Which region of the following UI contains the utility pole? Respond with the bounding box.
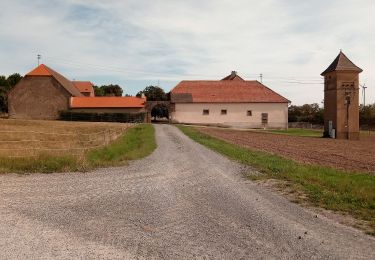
[259,73,263,83]
[361,83,367,107]
[37,54,41,66]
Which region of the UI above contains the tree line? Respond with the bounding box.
[289,103,375,127]
[0,73,23,112]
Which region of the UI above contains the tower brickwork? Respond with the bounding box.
[321,51,362,140]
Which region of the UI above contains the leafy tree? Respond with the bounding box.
[0,73,23,112]
[136,86,168,101]
[7,73,22,87]
[151,103,169,120]
[101,84,123,96]
[0,86,7,112]
[360,103,375,128]
[93,84,123,97]
[0,76,9,88]
[288,103,323,124]
[93,85,104,96]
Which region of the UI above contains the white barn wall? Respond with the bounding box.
[171,103,288,129]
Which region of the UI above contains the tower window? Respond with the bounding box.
[203,109,209,115]
[221,109,227,115]
[247,110,252,116]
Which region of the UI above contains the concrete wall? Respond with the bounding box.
[8,76,70,120]
[171,102,288,129]
[70,108,146,113]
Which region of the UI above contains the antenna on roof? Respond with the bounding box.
[259,73,263,83]
[37,54,41,66]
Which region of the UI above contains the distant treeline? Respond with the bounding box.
[289,103,375,127]
[0,73,22,112]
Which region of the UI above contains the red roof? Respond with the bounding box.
[70,97,146,108]
[72,81,94,96]
[25,64,83,97]
[171,80,289,103]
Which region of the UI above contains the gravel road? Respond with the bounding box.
[0,124,374,259]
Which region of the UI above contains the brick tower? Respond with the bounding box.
[321,51,362,140]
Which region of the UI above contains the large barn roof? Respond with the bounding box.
[171,73,289,103]
[26,64,83,97]
[70,97,146,108]
[321,51,363,76]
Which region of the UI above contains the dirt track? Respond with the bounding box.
[197,127,375,173]
[0,125,374,259]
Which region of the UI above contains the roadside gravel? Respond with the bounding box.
[0,124,374,259]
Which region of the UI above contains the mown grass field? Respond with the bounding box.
[0,119,156,173]
[177,125,375,235]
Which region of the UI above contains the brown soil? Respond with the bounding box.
[196,127,375,174]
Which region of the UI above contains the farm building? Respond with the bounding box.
[170,71,290,129]
[72,81,95,97]
[8,64,146,120]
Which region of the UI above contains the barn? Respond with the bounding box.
[170,71,290,129]
[8,64,146,120]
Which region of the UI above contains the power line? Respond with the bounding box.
[42,55,324,85]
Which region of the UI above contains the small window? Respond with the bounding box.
[221,109,227,115]
[261,113,268,124]
[247,110,252,116]
[203,109,209,115]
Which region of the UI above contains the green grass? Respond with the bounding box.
[0,124,156,173]
[87,123,156,166]
[177,125,375,234]
[261,128,323,137]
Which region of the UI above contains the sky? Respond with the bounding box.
[0,0,374,105]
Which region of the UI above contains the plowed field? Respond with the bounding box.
[196,127,375,174]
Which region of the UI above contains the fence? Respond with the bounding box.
[0,124,132,158]
[60,111,146,123]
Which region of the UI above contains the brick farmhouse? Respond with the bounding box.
[8,64,146,120]
[170,72,290,129]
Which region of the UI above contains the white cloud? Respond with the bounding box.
[0,0,374,104]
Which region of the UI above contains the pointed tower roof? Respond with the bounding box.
[321,51,363,76]
[221,71,245,81]
[25,64,83,96]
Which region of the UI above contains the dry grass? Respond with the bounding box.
[0,119,131,157]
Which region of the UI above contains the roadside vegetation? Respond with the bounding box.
[177,125,375,235]
[0,124,156,173]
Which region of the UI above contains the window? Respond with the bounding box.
[203,109,209,115]
[261,113,268,124]
[221,109,227,115]
[247,110,252,116]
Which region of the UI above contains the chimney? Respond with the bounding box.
[231,71,237,76]
[141,93,146,100]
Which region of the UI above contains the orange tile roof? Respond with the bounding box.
[70,97,146,108]
[171,80,289,103]
[25,64,83,97]
[72,81,94,96]
[26,64,52,76]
